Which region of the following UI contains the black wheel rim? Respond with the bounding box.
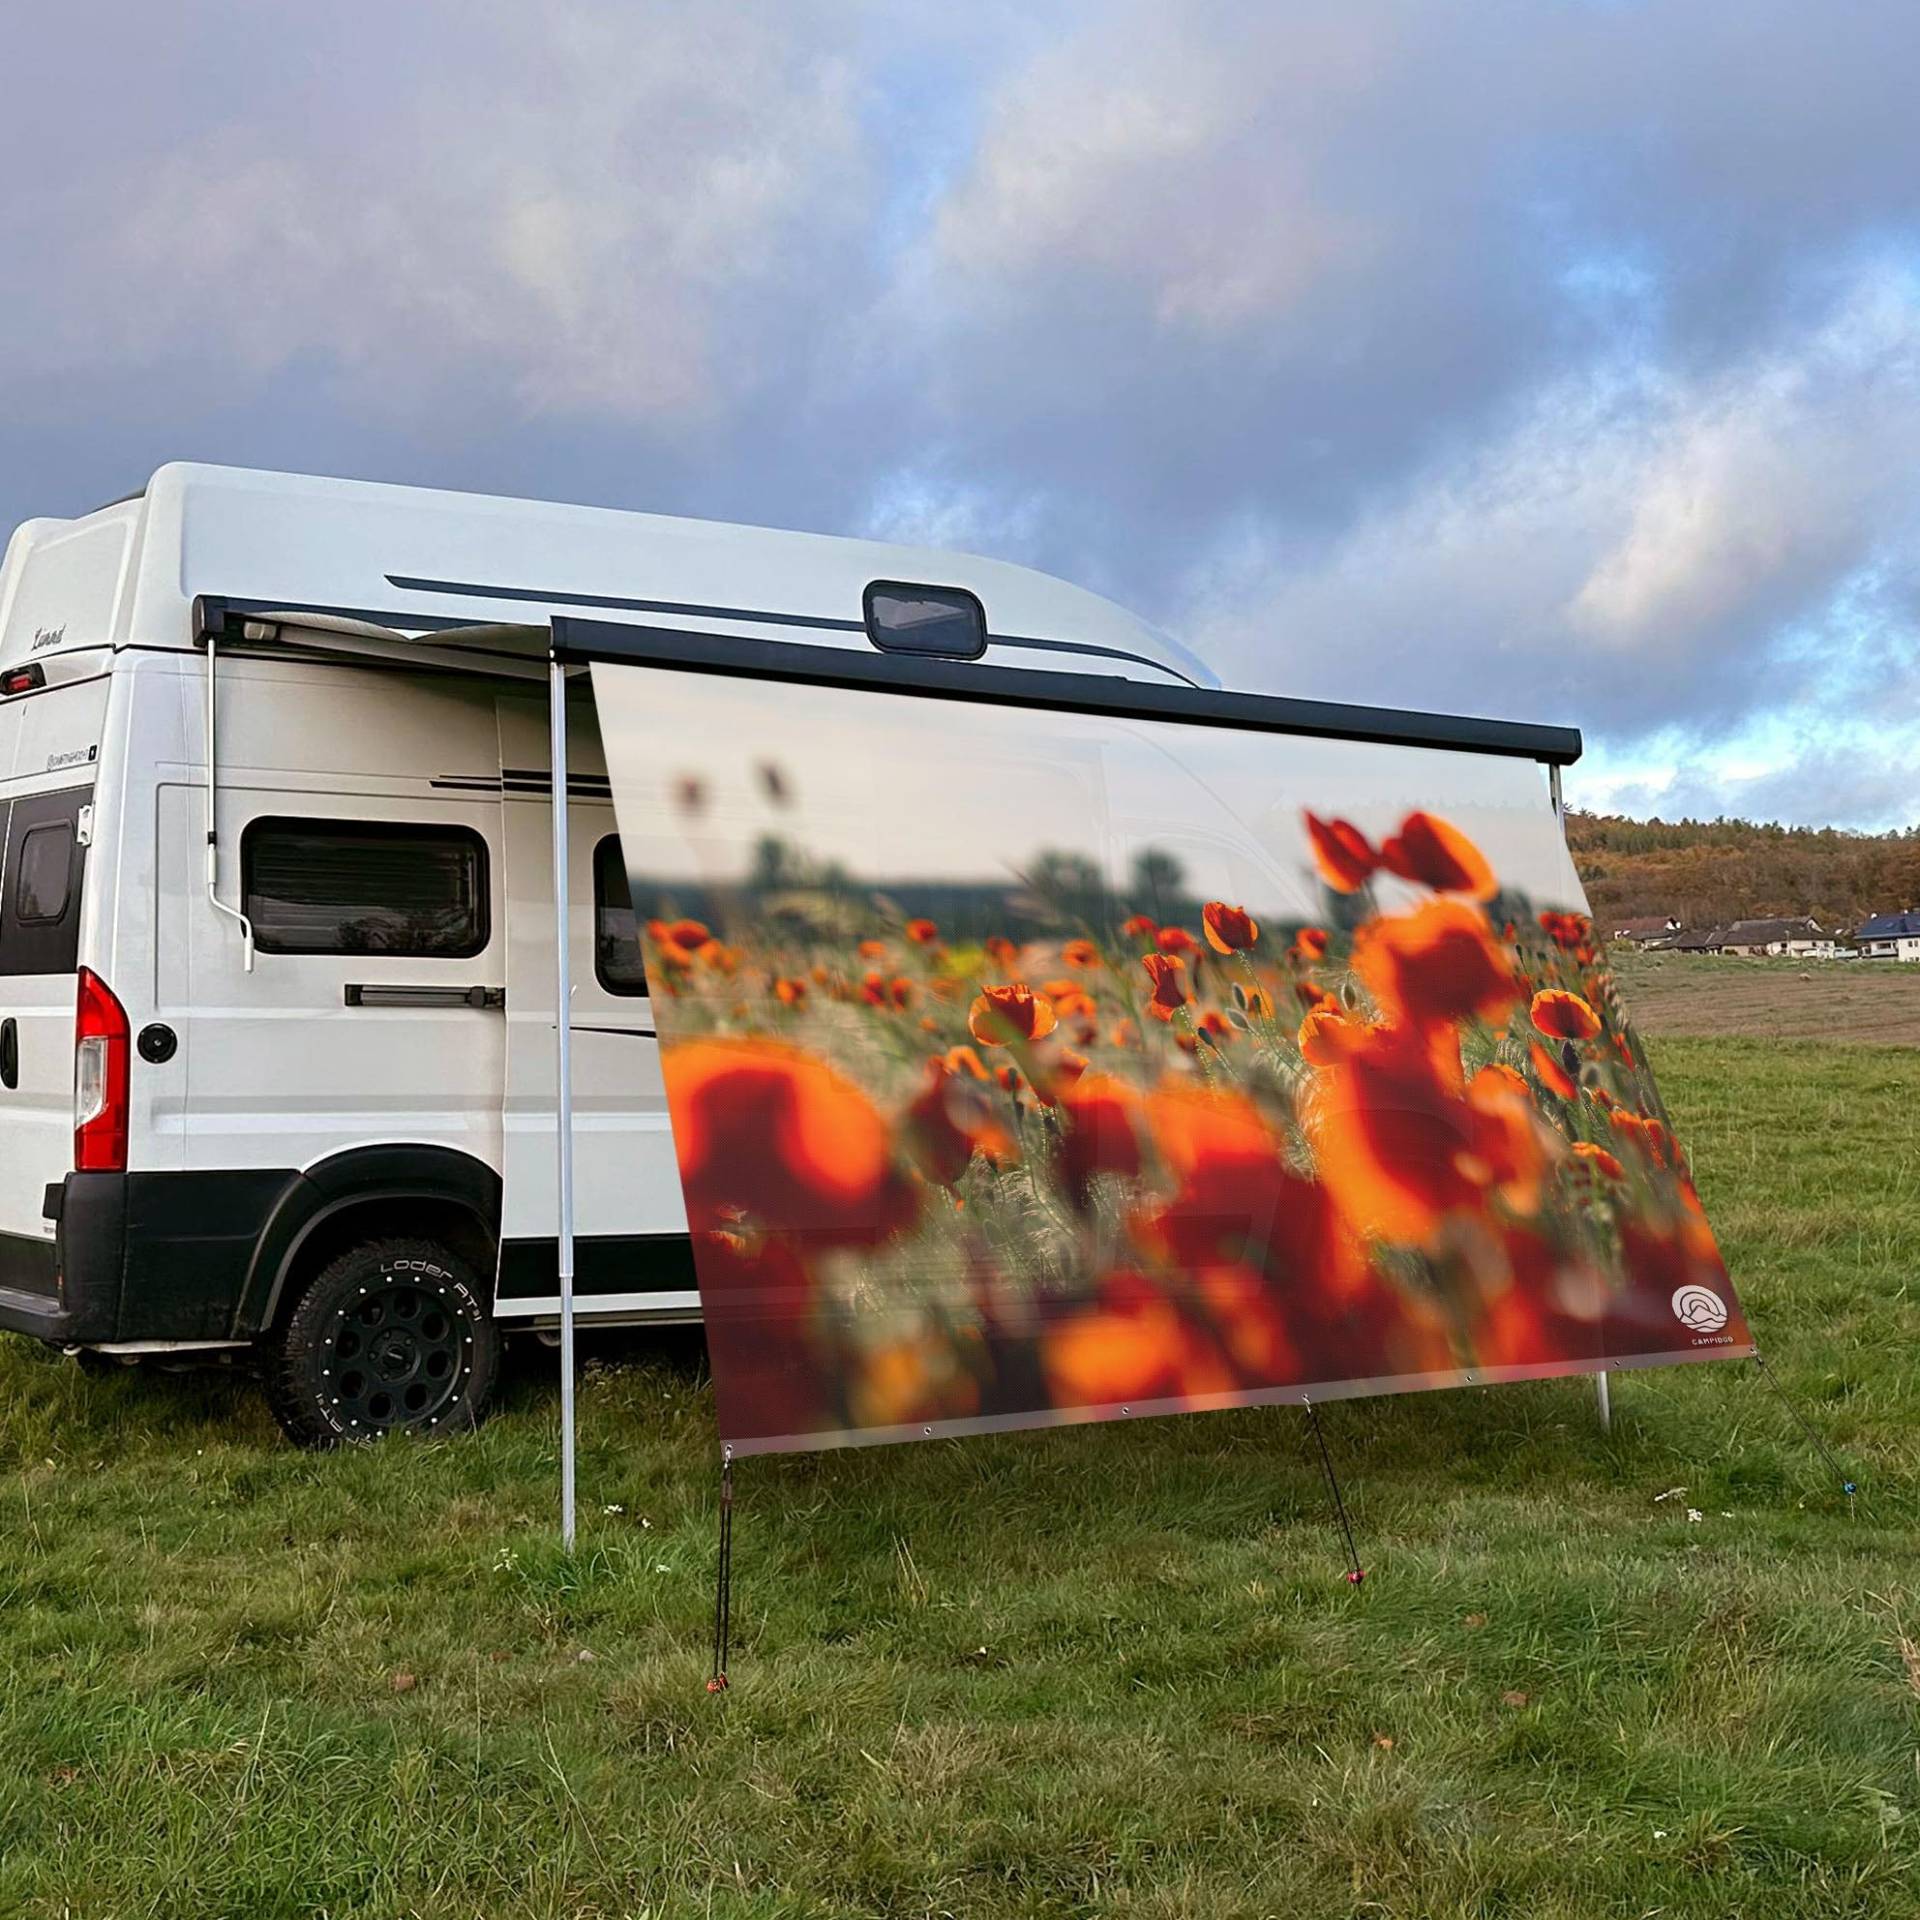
[321,1278,472,1434]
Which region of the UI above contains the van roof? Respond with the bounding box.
[0,463,1215,688]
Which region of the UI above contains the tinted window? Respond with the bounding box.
[863,581,988,660]
[15,822,74,923]
[594,835,648,996]
[243,818,489,957]
[0,788,88,976]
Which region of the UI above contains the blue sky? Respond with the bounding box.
[4,1,1917,828]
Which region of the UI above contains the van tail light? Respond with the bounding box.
[74,968,130,1173]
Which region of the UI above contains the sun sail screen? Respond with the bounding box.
[589,648,1750,1457]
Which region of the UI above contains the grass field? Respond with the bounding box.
[2,1005,1916,1914]
[1614,946,1920,1047]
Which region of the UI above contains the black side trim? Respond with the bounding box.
[391,572,867,633]
[497,1234,697,1301]
[554,619,1584,766]
[0,1230,58,1300]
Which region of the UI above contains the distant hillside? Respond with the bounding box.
[1566,811,1920,931]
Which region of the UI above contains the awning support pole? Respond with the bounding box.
[550,654,578,1552]
[1547,760,1612,1437]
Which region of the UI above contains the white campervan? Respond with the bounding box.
[0,464,1216,1442]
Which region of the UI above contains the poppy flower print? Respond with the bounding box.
[609,676,1748,1455]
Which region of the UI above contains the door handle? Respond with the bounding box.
[0,1018,16,1091]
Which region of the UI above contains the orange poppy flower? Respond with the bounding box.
[773,976,807,1007]
[984,935,1019,970]
[1290,927,1330,964]
[1570,1140,1625,1180]
[663,1038,913,1243]
[1041,979,1098,1019]
[1121,913,1158,939]
[1234,981,1277,1019]
[1378,812,1496,900]
[1311,1023,1533,1247]
[1041,1271,1237,1411]
[1155,926,1200,956]
[995,1065,1023,1093]
[1141,952,1191,1021]
[968,983,1058,1045]
[1202,902,1259,954]
[1528,1040,1578,1101]
[906,918,939,944]
[1305,812,1378,892]
[1352,898,1519,1032]
[1053,1046,1091,1085]
[1530,989,1601,1041]
[1062,938,1101,969]
[1296,981,1338,1012]
[858,938,889,961]
[1474,1061,1531,1102]
[695,938,740,975]
[1298,1003,1374,1066]
[1198,1009,1232,1042]
[1108,1017,1140,1050]
[942,1044,990,1081]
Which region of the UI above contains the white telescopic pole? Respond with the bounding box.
[550,655,578,1549]
[1549,760,1612,1436]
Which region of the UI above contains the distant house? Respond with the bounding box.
[1718,916,1838,958]
[1610,915,1680,946]
[1856,909,1920,962]
[1662,926,1725,953]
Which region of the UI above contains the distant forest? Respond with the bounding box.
[1567,812,1920,931]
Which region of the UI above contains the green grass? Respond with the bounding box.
[2,1033,1917,1917]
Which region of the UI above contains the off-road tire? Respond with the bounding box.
[264,1237,499,1447]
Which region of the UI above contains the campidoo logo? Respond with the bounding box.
[1671,1284,1729,1334]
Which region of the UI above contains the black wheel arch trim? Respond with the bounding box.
[239,1145,502,1336]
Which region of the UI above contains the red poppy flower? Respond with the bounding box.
[1538,910,1591,950]
[941,1044,989,1081]
[695,1230,826,1442]
[1529,1040,1578,1101]
[1290,927,1330,964]
[1202,902,1259,954]
[1353,899,1519,1032]
[1155,926,1200,956]
[1062,939,1101,969]
[1378,812,1496,900]
[1122,914,1158,939]
[984,935,1019,970]
[901,1059,1017,1188]
[858,938,889,960]
[1057,1073,1145,1202]
[1311,1023,1542,1247]
[1041,979,1097,1019]
[1141,952,1191,1021]
[968,983,1058,1045]
[773,976,807,1007]
[663,1038,914,1244]
[1305,813,1378,892]
[648,917,710,950]
[1298,1004,1367,1066]
[1531,989,1602,1041]
[906,918,939,944]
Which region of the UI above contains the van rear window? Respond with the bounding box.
[0,788,88,975]
[242,818,489,958]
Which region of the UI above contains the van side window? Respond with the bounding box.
[593,835,648,996]
[14,823,74,924]
[0,788,88,976]
[243,819,489,958]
